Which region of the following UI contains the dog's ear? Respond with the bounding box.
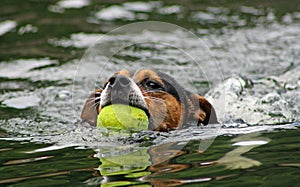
[80,89,102,126]
[188,94,218,125]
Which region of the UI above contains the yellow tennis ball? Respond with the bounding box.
[97,104,149,131]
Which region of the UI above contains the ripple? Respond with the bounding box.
[95,6,135,21]
[2,95,40,109]
[0,20,17,36]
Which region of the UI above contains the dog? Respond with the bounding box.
[81,69,218,132]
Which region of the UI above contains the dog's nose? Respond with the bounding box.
[108,75,131,88]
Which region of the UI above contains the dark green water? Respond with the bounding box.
[0,0,300,186]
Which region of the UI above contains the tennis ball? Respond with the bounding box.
[97,104,149,131]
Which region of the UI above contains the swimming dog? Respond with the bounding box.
[81,69,218,132]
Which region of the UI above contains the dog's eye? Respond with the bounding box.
[145,80,163,90]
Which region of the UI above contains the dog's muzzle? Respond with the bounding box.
[100,75,149,115]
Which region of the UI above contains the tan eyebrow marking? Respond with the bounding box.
[103,70,133,85]
[133,69,163,85]
[115,69,132,77]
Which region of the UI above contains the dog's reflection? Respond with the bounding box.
[92,142,188,186]
[91,133,270,186]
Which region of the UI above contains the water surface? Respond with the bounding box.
[0,0,299,186]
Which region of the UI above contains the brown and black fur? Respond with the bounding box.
[81,69,218,132]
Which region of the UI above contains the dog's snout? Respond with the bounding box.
[108,75,131,88]
[118,75,130,86]
[101,74,148,112]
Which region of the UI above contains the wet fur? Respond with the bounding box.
[81,69,218,132]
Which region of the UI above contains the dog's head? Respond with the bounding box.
[81,69,218,131]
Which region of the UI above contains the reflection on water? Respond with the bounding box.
[0,0,300,186]
[217,133,270,170]
[2,127,299,186]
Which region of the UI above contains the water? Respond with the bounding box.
[0,0,300,186]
